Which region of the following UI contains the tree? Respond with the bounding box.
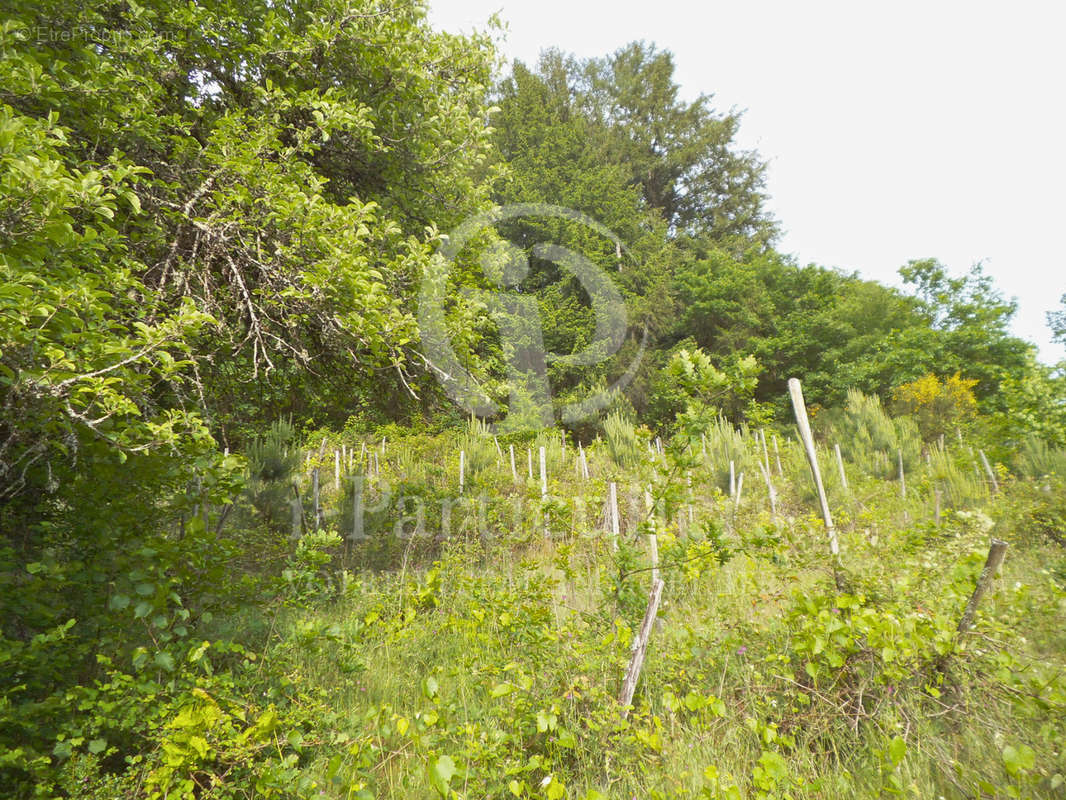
[1048,294,1066,351]
[4,0,502,441]
[580,42,777,246]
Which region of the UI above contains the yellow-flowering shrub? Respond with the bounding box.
[891,373,978,440]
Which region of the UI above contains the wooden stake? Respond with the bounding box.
[509,444,517,484]
[834,443,848,491]
[539,446,547,501]
[458,450,465,495]
[957,539,1008,633]
[619,579,665,716]
[787,378,841,566]
[759,460,777,521]
[979,450,999,493]
[898,449,906,499]
[334,449,340,488]
[734,472,744,511]
[609,481,620,550]
[729,460,736,498]
[773,434,784,477]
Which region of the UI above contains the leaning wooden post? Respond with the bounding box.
[834,444,848,491]
[957,539,1008,633]
[733,472,744,511]
[978,450,999,493]
[773,434,784,477]
[759,460,778,522]
[897,449,906,499]
[788,378,843,588]
[619,578,665,717]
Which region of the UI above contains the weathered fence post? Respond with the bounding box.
[788,378,843,589]
[834,443,848,491]
[619,579,665,717]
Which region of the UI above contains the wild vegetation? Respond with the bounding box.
[2,1,1065,798]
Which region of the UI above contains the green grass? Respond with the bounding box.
[244,431,1066,800]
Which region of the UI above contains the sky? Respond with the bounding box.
[428,0,1066,363]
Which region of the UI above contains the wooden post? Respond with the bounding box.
[334,449,340,489]
[509,444,517,484]
[459,450,465,496]
[787,378,842,574]
[312,467,320,531]
[352,476,363,541]
[494,435,503,462]
[759,430,771,478]
[539,446,548,536]
[539,446,547,501]
[759,460,777,522]
[619,579,665,716]
[957,539,1008,633]
[579,444,590,480]
[979,450,999,493]
[729,460,736,498]
[609,481,620,550]
[834,443,848,491]
[773,434,784,477]
[734,472,744,511]
[898,449,906,499]
[527,447,533,481]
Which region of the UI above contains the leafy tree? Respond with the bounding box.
[580,42,777,246]
[897,259,1031,403]
[647,344,764,432]
[3,0,502,441]
[1048,294,1066,351]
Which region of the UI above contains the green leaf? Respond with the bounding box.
[428,754,456,796]
[153,651,175,672]
[888,735,907,766]
[88,738,107,754]
[1002,743,1036,775]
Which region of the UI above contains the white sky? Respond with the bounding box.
[428,0,1066,363]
